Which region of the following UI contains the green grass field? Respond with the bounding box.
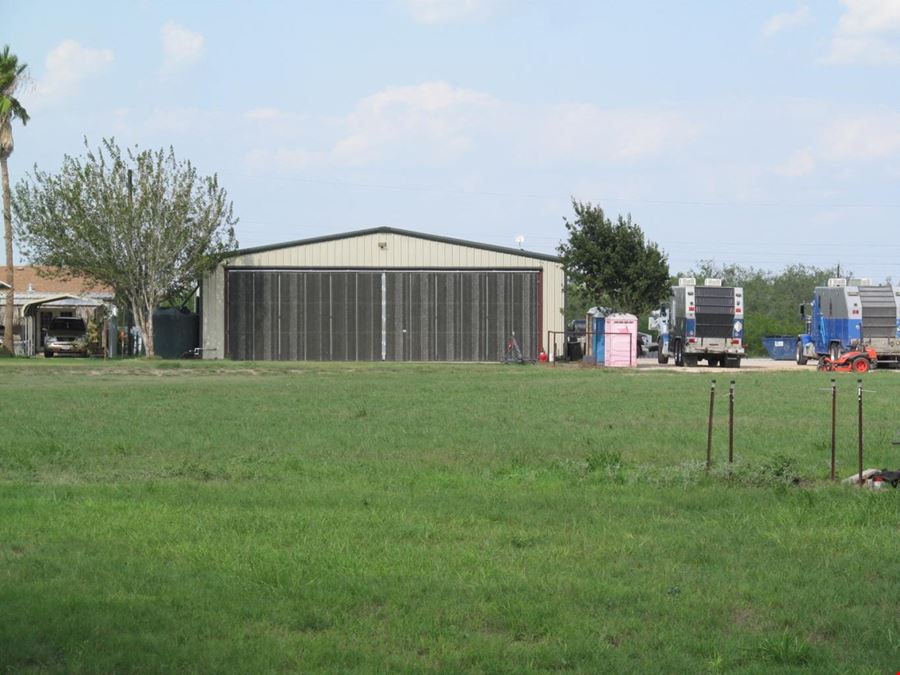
[1,360,898,673]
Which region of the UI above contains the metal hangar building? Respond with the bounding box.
[199,227,565,361]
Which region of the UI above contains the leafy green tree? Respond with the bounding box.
[558,200,669,317]
[0,45,29,355]
[14,138,238,357]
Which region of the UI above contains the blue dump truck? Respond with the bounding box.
[796,278,900,367]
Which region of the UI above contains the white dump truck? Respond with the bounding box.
[649,278,745,368]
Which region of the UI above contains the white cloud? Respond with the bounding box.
[836,0,900,33]
[822,111,900,160]
[824,36,900,65]
[28,40,113,107]
[762,5,811,37]
[768,104,900,175]
[145,106,220,134]
[403,0,496,24]
[824,0,900,65]
[774,148,816,177]
[523,103,696,163]
[246,147,326,171]
[332,82,497,165]
[245,81,696,171]
[161,21,205,71]
[245,108,286,122]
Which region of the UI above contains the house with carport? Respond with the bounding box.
[0,266,116,356]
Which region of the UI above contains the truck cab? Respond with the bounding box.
[797,278,900,366]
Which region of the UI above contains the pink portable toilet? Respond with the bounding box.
[604,313,638,367]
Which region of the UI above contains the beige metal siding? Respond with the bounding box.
[201,231,564,359]
[200,266,226,359]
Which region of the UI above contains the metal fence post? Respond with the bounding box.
[831,378,837,481]
[857,378,864,485]
[728,380,735,464]
[707,380,716,471]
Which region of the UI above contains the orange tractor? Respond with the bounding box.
[817,346,877,373]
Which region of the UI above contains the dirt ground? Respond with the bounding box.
[547,356,802,371]
[635,356,900,372]
[637,356,801,372]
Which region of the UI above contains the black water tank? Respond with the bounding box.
[566,338,583,361]
[153,307,199,358]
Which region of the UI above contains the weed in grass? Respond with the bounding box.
[757,453,802,484]
[754,632,813,666]
[705,651,724,673]
[585,448,622,474]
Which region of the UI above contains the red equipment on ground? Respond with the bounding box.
[817,346,877,373]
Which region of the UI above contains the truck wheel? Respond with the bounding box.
[726,356,742,368]
[674,340,684,367]
[851,357,870,373]
[795,341,808,366]
[685,355,698,367]
[829,343,841,361]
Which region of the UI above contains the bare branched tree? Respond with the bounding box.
[14,138,238,357]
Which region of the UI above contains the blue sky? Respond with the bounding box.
[5,0,900,279]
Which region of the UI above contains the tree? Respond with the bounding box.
[0,45,29,355]
[557,200,669,317]
[14,138,238,357]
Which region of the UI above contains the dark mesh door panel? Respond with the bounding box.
[858,286,896,339]
[228,269,539,361]
[384,271,538,361]
[227,271,382,361]
[354,273,381,361]
[694,286,735,339]
[226,271,253,360]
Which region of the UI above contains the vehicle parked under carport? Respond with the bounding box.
[44,317,88,357]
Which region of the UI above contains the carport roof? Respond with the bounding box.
[20,294,110,317]
[227,226,562,263]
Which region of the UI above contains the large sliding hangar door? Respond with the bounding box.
[226,269,540,361]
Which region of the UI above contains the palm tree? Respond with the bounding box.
[0,45,29,355]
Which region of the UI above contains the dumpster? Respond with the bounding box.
[566,337,583,361]
[604,314,638,367]
[762,335,795,360]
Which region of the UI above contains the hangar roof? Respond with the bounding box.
[228,226,561,263]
